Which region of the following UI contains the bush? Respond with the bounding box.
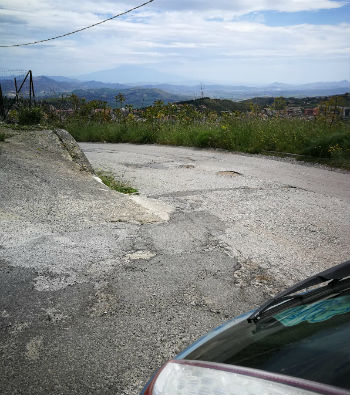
[63,104,350,169]
[18,107,43,125]
[6,109,19,124]
[302,131,350,158]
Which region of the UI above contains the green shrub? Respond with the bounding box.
[193,129,214,148]
[6,109,19,124]
[18,107,43,125]
[0,132,5,141]
[64,112,350,169]
[302,130,350,158]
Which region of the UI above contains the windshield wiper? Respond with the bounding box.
[248,260,350,323]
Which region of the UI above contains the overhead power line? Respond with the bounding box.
[0,0,154,48]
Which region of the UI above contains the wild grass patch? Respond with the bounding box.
[60,97,350,170]
[18,107,43,125]
[66,117,350,169]
[96,170,138,195]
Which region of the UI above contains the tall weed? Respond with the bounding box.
[65,116,350,169]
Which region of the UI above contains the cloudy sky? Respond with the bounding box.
[0,0,349,84]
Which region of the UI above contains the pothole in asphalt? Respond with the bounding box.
[122,163,145,169]
[147,163,167,169]
[178,164,195,169]
[123,162,167,169]
[217,170,242,176]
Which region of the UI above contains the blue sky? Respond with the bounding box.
[0,0,349,84]
[241,4,350,25]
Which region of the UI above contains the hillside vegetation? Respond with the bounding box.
[3,94,350,169]
[178,93,350,113]
[61,96,349,169]
[71,87,189,108]
[1,75,348,102]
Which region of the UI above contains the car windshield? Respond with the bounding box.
[184,292,350,389]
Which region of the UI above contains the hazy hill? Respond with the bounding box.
[1,74,348,105]
[71,87,189,108]
[0,75,187,107]
[78,65,193,84]
[0,76,129,97]
[178,93,350,113]
[77,65,349,97]
[149,81,350,99]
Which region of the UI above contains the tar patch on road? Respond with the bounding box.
[217,170,242,176]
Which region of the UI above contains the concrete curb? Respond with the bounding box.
[53,128,94,173]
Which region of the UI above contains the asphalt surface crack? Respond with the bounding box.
[1,136,349,395]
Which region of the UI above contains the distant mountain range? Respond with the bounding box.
[1,74,349,108]
[151,81,350,99]
[77,65,195,85]
[74,65,349,98]
[0,76,128,97]
[0,76,188,107]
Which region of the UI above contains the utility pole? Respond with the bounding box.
[0,84,5,119]
[14,77,19,103]
[200,82,205,99]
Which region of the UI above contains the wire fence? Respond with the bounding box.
[0,69,31,95]
[0,69,36,119]
[0,69,27,80]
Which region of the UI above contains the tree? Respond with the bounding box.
[321,95,347,126]
[272,96,286,110]
[115,92,126,109]
[69,94,81,111]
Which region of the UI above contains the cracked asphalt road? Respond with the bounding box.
[82,143,350,288]
[1,132,349,395]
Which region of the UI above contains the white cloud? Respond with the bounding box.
[0,0,348,83]
[156,0,345,13]
[0,0,346,30]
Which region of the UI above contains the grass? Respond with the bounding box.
[0,131,5,141]
[1,122,46,131]
[65,117,350,169]
[96,170,138,195]
[18,107,43,125]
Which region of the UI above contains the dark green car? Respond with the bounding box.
[142,261,350,395]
